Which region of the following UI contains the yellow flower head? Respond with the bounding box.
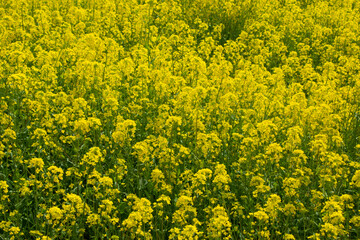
[81,147,104,166]
[47,166,64,183]
[46,206,63,224]
[26,158,44,173]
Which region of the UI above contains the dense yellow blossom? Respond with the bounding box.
[46,206,63,225]
[206,205,232,239]
[25,158,45,174]
[81,147,105,167]
[2,0,360,239]
[122,194,153,239]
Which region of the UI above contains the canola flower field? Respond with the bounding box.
[1,0,360,239]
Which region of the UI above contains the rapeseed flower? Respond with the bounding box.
[2,0,360,239]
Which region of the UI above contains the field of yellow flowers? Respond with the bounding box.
[1,0,360,239]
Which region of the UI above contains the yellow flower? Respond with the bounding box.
[283,177,301,197]
[284,233,296,240]
[9,226,20,235]
[351,170,360,188]
[231,202,244,218]
[170,224,202,240]
[1,128,16,143]
[320,222,345,239]
[87,213,101,227]
[207,205,232,240]
[321,200,344,225]
[154,194,171,209]
[196,132,222,159]
[212,163,231,192]
[172,195,198,227]
[192,168,212,195]
[46,206,63,224]
[73,118,91,134]
[0,180,9,194]
[151,168,172,193]
[265,143,283,162]
[81,147,104,166]
[37,236,52,240]
[350,215,360,228]
[99,199,115,217]
[26,158,44,174]
[47,166,64,183]
[283,203,296,217]
[62,193,89,217]
[99,176,113,187]
[29,230,43,237]
[122,195,153,239]
[339,194,353,209]
[250,175,270,197]
[151,168,165,185]
[112,119,136,146]
[264,194,282,220]
[252,210,269,223]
